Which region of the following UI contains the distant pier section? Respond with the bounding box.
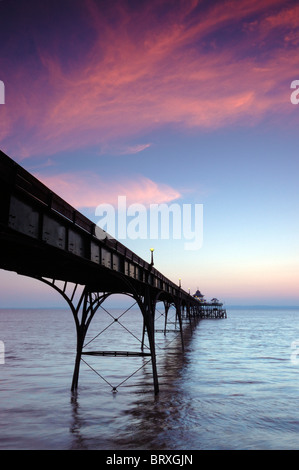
[193,290,227,319]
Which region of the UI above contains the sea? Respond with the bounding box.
[1,305,299,451]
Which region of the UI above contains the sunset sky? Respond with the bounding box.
[0,0,299,307]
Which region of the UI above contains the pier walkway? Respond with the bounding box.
[0,150,226,394]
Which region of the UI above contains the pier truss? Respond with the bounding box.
[0,150,225,394]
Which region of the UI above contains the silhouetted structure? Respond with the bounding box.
[0,150,226,394]
[193,290,227,318]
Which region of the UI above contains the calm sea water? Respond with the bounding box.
[1,305,299,450]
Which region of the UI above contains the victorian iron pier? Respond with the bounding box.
[0,150,226,394]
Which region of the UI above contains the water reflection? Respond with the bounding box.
[68,318,200,450]
[69,392,89,450]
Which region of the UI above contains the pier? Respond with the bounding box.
[193,290,227,319]
[0,150,226,394]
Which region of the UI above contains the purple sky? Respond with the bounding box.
[0,0,299,307]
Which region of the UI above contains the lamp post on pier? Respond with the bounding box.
[150,247,154,266]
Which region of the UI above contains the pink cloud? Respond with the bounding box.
[99,142,152,156]
[34,171,181,208]
[118,143,152,155]
[1,0,298,159]
[260,3,299,33]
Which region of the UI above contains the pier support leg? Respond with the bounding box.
[71,335,84,392]
[36,278,99,393]
[176,302,184,352]
[143,288,159,395]
[187,304,193,329]
[164,302,170,335]
[141,318,146,351]
[71,288,96,392]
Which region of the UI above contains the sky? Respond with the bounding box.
[0,0,299,307]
